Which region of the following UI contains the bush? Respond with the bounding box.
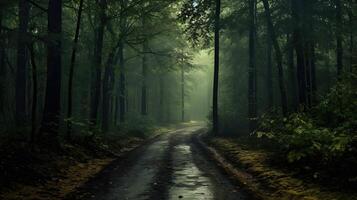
[120,114,156,138]
[256,74,357,164]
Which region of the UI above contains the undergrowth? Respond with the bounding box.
[256,73,357,185]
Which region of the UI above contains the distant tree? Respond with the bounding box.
[262,0,288,116]
[90,0,107,127]
[291,0,307,109]
[248,0,257,132]
[335,0,343,78]
[141,15,148,116]
[67,0,84,140]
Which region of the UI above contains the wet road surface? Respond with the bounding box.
[68,124,250,200]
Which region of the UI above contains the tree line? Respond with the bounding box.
[180,0,356,134]
[0,0,195,145]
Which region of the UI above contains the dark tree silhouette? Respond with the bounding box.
[40,0,62,141]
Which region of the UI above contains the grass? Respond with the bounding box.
[206,136,357,200]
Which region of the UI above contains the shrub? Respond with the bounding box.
[256,74,357,164]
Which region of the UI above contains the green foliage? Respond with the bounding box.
[316,73,357,129]
[120,115,156,138]
[257,75,357,164]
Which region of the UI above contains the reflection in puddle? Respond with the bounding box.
[169,145,214,200]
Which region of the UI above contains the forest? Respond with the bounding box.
[0,0,356,199]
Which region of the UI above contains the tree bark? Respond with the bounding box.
[28,43,37,144]
[16,0,30,127]
[262,0,288,116]
[181,64,185,122]
[102,44,119,133]
[40,0,62,141]
[90,0,106,127]
[348,0,354,73]
[114,95,119,125]
[118,38,126,122]
[292,0,307,109]
[212,0,220,135]
[336,0,343,78]
[287,33,298,109]
[67,0,84,140]
[141,17,148,116]
[266,31,273,109]
[310,43,317,105]
[0,11,5,111]
[159,74,164,123]
[305,43,312,107]
[248,0,257,132]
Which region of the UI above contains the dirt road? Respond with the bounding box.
[67,124,250,200]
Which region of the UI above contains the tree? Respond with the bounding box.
[118,0,128,123]
[292,0,307,108]
[28,42,37,144]
[212,0,221,135]
[141,15,148,116]
[118,37,126,122]
[336,0,343,78]
[287,33,298,109]
[248,0,257,132]
[266,31,273,109]
[67,0,84,140]
[40,0,62,141]
[262,0,288,116]
[90,0,107,127]
[102,44,118,133]
[181,63,185,122]
[15,0,30,127]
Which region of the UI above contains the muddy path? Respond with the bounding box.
[67,124,250,200]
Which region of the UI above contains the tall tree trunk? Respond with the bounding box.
[40,0,62,141]
[305,43,312,107]
[266,32,273,109]
[67,0,84,140]
[292,0,307,109]
[16,0,30,127]
[114,95,119,125]
[248,0,257,132]
[348,0,354,73]
[102,45,118,133]
[159,74,164,123]
[0,11,5,111]
[141,26,148,116]
[181,65,185,122]
[287,33,298,109]
[28,43,37,144]
[262,0,288,116]
[212,0,220,135]
[118,38,126,122]
[310,43,317,105]
[336,0,343,78]
[90,0,106,127]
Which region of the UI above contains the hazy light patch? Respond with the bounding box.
[185,50,213,121]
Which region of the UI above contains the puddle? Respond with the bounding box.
[169,145,214,200]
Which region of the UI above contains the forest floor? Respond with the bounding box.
[0,127,170,200]
[202,136,357,200]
